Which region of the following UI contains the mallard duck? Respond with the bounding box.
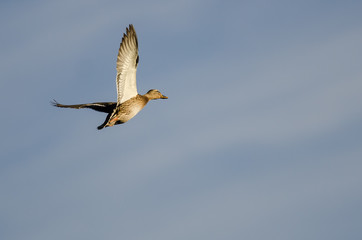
[52,24,167,130]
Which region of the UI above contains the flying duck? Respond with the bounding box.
[52,24,168,130]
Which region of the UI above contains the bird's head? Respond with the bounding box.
[145,89,168,100]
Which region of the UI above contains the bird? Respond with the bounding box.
[52,24,168,130]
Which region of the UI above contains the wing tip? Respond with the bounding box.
[120,24,138,49]
[50,99,59,107]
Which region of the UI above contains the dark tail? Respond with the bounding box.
[97,112,114,130]
[97,124,106,130]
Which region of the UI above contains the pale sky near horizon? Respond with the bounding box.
[1,1,362,239]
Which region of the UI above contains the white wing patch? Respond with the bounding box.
[116,24,139,104]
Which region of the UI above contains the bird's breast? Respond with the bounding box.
[115,96,148,123]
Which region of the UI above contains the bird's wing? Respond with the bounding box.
[51,100,116,113]
[116,24,139,104]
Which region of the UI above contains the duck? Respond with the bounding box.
[52,24,168,130]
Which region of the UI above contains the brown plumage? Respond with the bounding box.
[52,25,167,130]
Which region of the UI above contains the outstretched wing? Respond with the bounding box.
[51,100,116,113]
[116,24,139,104]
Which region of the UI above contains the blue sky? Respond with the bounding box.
[1,0,362,239]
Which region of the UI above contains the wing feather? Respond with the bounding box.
[51,100,116,113]
[116,24,139,104]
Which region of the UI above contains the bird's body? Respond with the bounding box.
[52,24,167,130]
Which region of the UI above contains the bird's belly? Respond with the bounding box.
[118,104,145,123]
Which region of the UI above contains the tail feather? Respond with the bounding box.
[97,111,114,130]
[97,124,106,130]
